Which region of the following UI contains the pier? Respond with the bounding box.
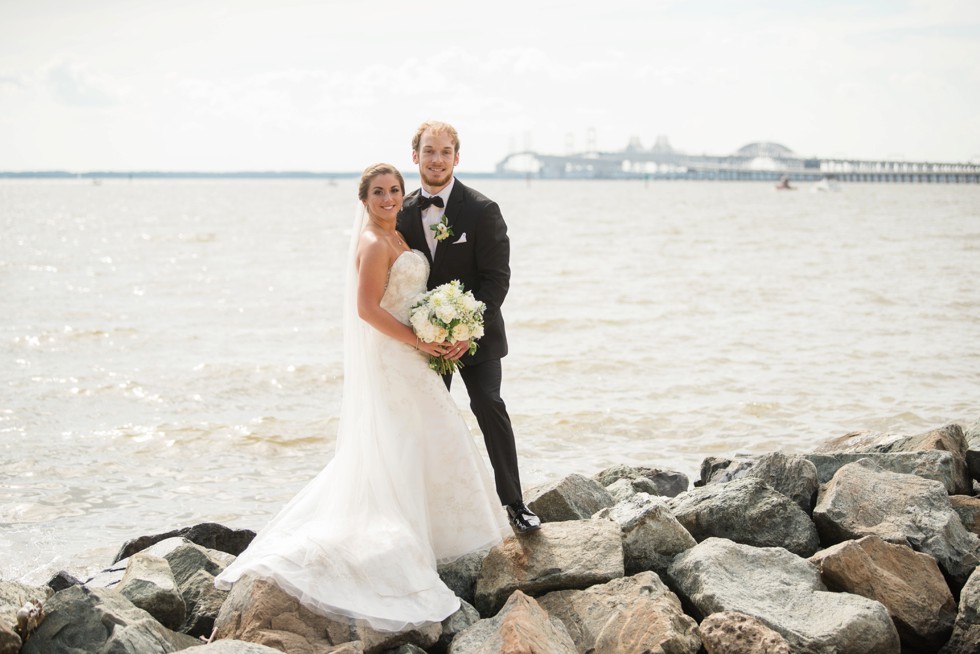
[496,140,980,183]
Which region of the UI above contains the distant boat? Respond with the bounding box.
[775,175,795,191]
[812,176,841,192]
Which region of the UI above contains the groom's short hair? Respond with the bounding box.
[412,121,460,154]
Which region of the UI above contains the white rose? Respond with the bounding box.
[410,310,430,334]
[435,304,458,323]
[452,324,472,341]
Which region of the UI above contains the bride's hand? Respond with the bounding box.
[417,341,449,357]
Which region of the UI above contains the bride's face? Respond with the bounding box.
[413,129,459,191]
[364,173,404,221]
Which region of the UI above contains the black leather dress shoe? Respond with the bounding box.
[506,501,541,534]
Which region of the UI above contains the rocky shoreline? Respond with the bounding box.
[3,419,980,653]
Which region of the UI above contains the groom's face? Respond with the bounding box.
[413,129,459,192]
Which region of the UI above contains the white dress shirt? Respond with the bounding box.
[421,178,455,258]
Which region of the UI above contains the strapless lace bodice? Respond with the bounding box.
[381,250,429,324]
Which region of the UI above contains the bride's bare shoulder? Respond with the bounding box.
[355,228,389,270]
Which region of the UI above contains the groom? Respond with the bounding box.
[397,120,541,534]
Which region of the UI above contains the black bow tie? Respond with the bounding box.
[418,195,444,210]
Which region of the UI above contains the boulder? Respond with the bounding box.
[696,455,758,486]
[605,477,641,503]
[526,473,615,522]
[46,570,82,592]
[21,585,199,654]
[537,571,700,654]
[117,552,186,630]
[941,565,980,654]
[86,536,192,589]
[965,418,980,482]
[213,574,440,654]
[816,424,971,495]
[951,495,980,536]
[181,641,289,653]
[744,452,819,513]
[437,549,487,607]
[812,458,980,588]
[473,519,624,616]
[805,450,965,495]
[809,535,955,651]
[594,493,696,575]
[666,537,900,653]
[179,569,229,638]
[113,522,256,563]
[667,477,820,556]
[164,540,234,588]
[448,590,577,654]
[698,611,791,654]
[434,601,480,654]
[592,464,689,498]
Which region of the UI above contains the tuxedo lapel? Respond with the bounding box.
[431,183,466,274]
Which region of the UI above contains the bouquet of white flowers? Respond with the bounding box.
[409,280,486,375]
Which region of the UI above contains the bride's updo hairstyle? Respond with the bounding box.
[358,163,405,202]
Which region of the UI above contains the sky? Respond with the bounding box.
[1,0,979,173]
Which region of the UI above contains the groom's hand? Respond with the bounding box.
[447,340,470,361]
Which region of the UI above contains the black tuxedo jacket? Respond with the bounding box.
[397,179,509,365]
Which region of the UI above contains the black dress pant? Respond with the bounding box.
[444,358,523,506]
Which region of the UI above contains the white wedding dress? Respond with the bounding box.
[215,249,508,631]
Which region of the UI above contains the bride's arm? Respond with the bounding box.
[356,237,446,357]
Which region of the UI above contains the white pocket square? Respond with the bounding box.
[453,232,467,244]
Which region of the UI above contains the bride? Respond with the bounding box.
[213,163,508,631]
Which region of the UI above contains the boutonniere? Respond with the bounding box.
[430,215,454,242]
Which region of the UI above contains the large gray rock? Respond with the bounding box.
[117,552,186,630]
[86,536,194,589]
[182,641,288,653]
[592,464,689,498]
[951,495,980,536]
[696,454,819,513]
[698,611,791,654]
[113,522,256,563]
[164,540,234,588]
[537,571,700,654]
[809,535,955,651]
[813,458,980,588]
[434,601,480,654]
[213,574,439,654]
[745,452,820,513]
[965,418,980,482]
[437,549,487,607]
[448,590,577,654]
[941,566,980,654]
[21,585,200,654]
[667,477,821,556]
[179,569,228,638]
[0,581,52,654]
[805,450,966,495]
[696,455,758,486]
[666,538,900,654]
[816,423,971,495]
[474,520,624,616]
[526,473,615,522]
[595,493,696,575]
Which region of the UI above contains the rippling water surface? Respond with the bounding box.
[2,178,978,581]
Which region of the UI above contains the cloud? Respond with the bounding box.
[45,60,120,107]
[0,74,27,93]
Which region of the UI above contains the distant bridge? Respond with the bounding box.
[495,141,980,183]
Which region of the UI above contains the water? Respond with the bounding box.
[2,178,978,582]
